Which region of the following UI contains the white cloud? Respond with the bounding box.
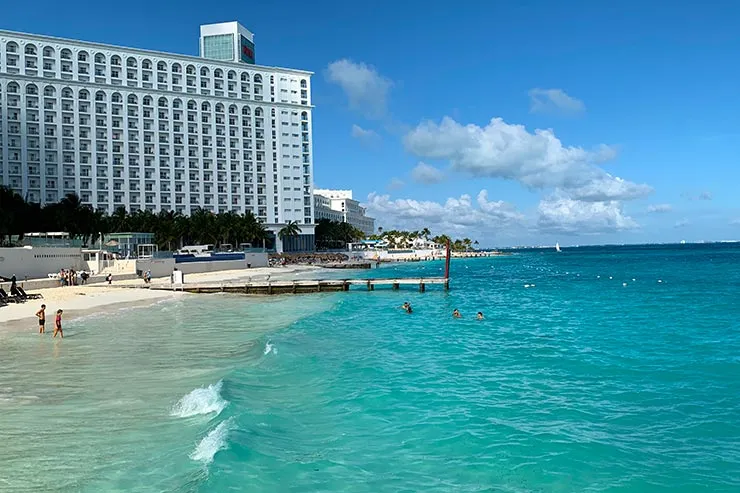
[647,204,672,213]
[403,117,650,201]
[675,218,691,228]
[410,162,446,184]
[387,177,405,190]
[537,196,638,234]
[365,190,523,233]
[351,124,380,144]
[682,191,713,201]
[529,88,585,115]
[326,59,392,118]
[698,191,713,201]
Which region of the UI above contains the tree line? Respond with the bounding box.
[0,187,338,251]
[368,227,479,252]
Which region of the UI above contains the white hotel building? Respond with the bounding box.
[314,189,375,236]
[0,22,316,251]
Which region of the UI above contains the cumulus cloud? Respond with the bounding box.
[365,190,523,233]
[326,59,392,118]
[351,124,380,144]
[529,88,585,115]
[410,162,446,184]
[403,117,650,201]
[647,204,672,213]
[537,196,638,234]
[386,177,405,190]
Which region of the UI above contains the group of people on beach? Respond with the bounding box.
[34,304,64,338]
[58,269,89,287]
[401,302,484,320]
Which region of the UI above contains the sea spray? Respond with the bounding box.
[171,380,228,418]
[264,341,277,355]
[190,417,235,464]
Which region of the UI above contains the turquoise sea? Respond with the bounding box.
[1,244,739,492]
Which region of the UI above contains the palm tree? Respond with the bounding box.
[278,220,302,239]
[463,238,472,252]
[421,227,431,239]
[473,240,479,250]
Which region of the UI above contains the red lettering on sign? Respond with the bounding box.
[242,45,254,59]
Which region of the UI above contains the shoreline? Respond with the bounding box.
[0,264,325,330]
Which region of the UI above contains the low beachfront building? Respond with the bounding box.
[313,189,375,236]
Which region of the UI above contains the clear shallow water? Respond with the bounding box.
[1,244,739,492]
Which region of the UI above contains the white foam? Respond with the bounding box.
[190,417,234,464]
[264,341,277,355]
[171,380,228,418]
[623,282,627,287]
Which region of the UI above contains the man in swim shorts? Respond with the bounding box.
[36,304,46,333]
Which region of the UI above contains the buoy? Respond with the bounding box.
[623,282,627,287]
[658,279,663,283]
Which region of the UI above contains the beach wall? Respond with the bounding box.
[136,252,268,278]
[350,249,443,261]
[0,246,85,280]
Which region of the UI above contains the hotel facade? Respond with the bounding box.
[314,188,375,236]
[0,22,316,251]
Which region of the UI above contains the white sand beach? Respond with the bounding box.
[0,264,324,328]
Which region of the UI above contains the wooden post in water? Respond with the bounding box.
[444,239,451,290]
[419,282,425,293]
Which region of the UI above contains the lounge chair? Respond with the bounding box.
[16,286,42,300]
[0,288,23,303]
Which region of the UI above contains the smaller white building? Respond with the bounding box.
[313,189,375,236]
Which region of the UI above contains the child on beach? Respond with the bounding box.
[53,309,63,338]
[36,304,46,333]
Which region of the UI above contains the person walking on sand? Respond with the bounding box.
[106,273,113,285]
[53,309,63,338]
[36,304,46,333]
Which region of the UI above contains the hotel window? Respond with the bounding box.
[203,34,234,61]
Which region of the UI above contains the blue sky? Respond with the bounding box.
[4,1,740,246]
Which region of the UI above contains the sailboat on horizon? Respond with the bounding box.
[555,242,562,253]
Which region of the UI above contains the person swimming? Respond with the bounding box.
[452,309,461,318]
[476,311,484,320]
[401,302,413,314]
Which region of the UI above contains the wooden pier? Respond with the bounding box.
[151,277,449,295]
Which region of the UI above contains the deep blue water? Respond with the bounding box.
[1,244,739,492]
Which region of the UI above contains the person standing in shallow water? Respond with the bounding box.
[36,304,46,333]
[53,309,63,338]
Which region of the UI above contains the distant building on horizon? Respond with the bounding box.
[0,21,315,253]
[313,189,375,236]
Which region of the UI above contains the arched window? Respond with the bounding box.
[7,82,20,94]
[43,86,56,97]
[186,65,195,75]
[187,100,196,110]
[95,53,106,64]
[301,111,308,120]
[229,104,237,114]
[126,56,137,68]
[26,83,38,95]
[157,61,167,71]
[158,97,168,107]
[241,72,250,82]
[95,90,106,101]
[254,74,262,83]
[172,98,182,109]
[201,102,210,112]
[300,79,307,88]
[6,42,19,53]
[143,96,153,106]
[228,70,236,80]
[111,92,123,103]
[127,94,138,104]
[214,69,223,79]
[255,108,263,117]
[78,50,89,62]
[142,59,152,70]
[25,44,37,55]
[215,103,224,113]
[43,46,54,58]
[60,48,72,60]
[172,63,181,73]
[111,55,121,66]
[241,106,251,116]
[200,67,209,77]
[78,89,90,100]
